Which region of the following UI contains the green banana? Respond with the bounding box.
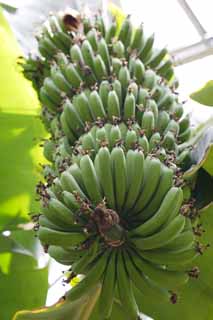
[107,90,121,120]
[139,247,198,271]
[86,28,98,51]
[111,147,127,212]
[109,125,122,148]
[130,214,185,250]
[62,99,84,135]
[130,187,183,235]
[133,59,145,84]
[50,65,71,94]
[139,33,154,63]
[65,63,83,88]
[62,191,81,212]
[60,111,76,144]
[38,226,86,247]
[148,47,168,69]
[130,23,144,52]
[81,39,95,71]
[128,247,188,290]
[112,57,122,77]
[117,250,139,319]
[55,52,69,75]
[138,166,174,221]
[141,110,155,138]
[38,35,58,57]
[132,157,161,214]
[74,91,94,123]
[157,59,173,78]
[39,215,75,233]
[81,132,96,152]
[125,129,138,150]
[162,231,195,253]
[146,98,158,126]
[80,154,103,204]
[60,171,87,199]
[99,250,117,319]
[66,250,109,301]
[98,38,111,73]
[48,245,85,265]
[105,21,117,44]
[158,91,175,110]
[162,131,176,150]
[112,79,123,106]
[68,163,88,195]
[172,103,184,119]
[179,127,191,142]
[43,78,62,104]
[138,134,149,154]
[89,90,106,119]
[96,126,108,147]
[94,54,108,81]
[118,16,133,48]
[142,69,157,90]
[43,139,56,162]
[72,239,99,274]
[179,115,190,133]
[137,87,149,116]
[99,80,110,110]
[157,110,170,133]
[124,249,170,303]
[95,16,106,37]
[70,43,85,65]
[42,197,76,228]
[96,147,115,208]
[112,40,125,58]
[118,65,130,97]
[40,87,58,112]
[164,119,180,136]
[149,132,161,151]
[123,91,136,120]
[123,150,144,214]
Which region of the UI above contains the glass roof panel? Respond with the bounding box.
[121,0,201,50]
[187,0,213,34]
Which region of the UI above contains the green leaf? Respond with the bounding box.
[0,2,17,13]
[183,127,213,179]
[0,233,33,256]
[196,203,213,289]
[0,8,47,231]
[190,80,213,106]
[0,253,48,320]
[13,284,101,320]
[193,169,213,209]
[0,10,49,320]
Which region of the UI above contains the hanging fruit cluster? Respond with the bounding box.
[28,8,205,319]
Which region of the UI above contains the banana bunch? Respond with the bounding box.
[37,12,175,86]
[36,147,200,319]
[35,11,192,171]
[36,11,188,138]
[22,7,204,320]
